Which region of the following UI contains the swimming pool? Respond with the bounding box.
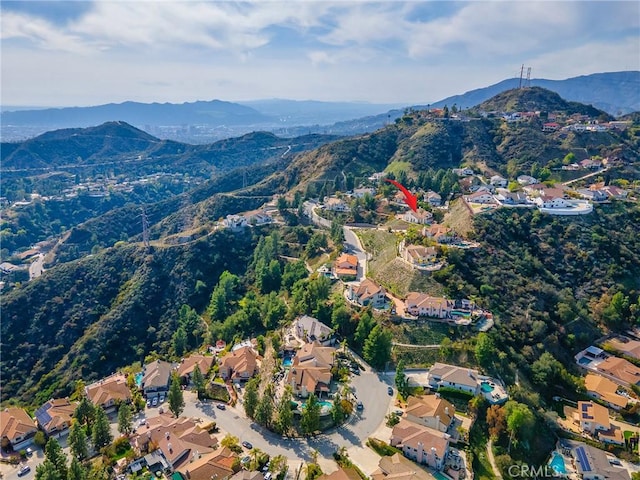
[480,381,494,393]
[578,357,592,365]
[135,372,143,387]
[450,310,471,318]
[432,472,452,480]
[283,357,293,367]
[549,451,567,475]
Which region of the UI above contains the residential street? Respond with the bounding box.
[342,227,367,281]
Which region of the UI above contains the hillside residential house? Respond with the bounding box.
[294,315,334,346]
[286,343,335,398]
[426,363,479,395]
[346,279,387,308]
[570,443,630,480]
[402,209,433,225]
[606,337,640,361]
[517,175,538,185]
[464,191,494,204]
[142,360,174,399]
[595,356,640,387]
[246,212,273,225]
[85,373,132,409]
[317,467,361,480]
[405,293,452,319]
[453,168,474,176]
[495,189,530,205]
[371,453,436,480]
[404,395,455,433]
[584,374,628,410]
[422,224,456,244]
[177,354,215,383]
[333,253,358,280]
[401,244,439,268]
[352,187,376,198]
[34,398,77,437]
[131,414,218,471]
[577,189,608,202]
[490,175,508,187]
[219,346,260,381]
[223,215,248,230]
[602,185,628,199]
[424,191,442,207]
[324,197,349,212]
[368,172,387,182]
[177,446,238,480]
[390,420,450,470]
[575,401,610,434]
[230,471,265,480]
[0,407,38,450]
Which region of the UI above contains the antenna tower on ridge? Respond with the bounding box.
[526,67,532,87]
[141,207,150,250]
[519,64,525,89]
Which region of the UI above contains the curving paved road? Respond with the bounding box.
[182,368,394,472]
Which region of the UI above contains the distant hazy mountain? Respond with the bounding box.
[238,99,405,125]
[430,71,640,115]
[1,99,272,128]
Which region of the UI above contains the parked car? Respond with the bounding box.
[159,394,165,403]
[216,403,226,410]
[242,441,253,449]
[387,386,393,395]
[18,465,31,477]
[146,399,151,408]
[241,456,251,465]
[152,396,158,407]
[25,447,33,456]
[356,401,363,410]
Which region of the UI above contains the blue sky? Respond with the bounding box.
[1,1,639,107]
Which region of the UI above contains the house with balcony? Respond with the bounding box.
[426,363,479,395]
[404,293,452,319]
[390,420,450,470]
[294,315,334,346]
[401,244,439,269]
[286,343,335,398]
[346,279,387,308]
[402,209,432,225]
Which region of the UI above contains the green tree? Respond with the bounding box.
[220,434,243,454]
[192,364,205,397]
[331,302,352,337]
[68,421,89,460]
[330,219,344,246]
[395,359,409,398]
[504,401,535,451]
[67,458,88,480]
[172,327,188,356]
[331,391,346,425]
[117,402,133,435]
[44,438,68,479]
[243,377,260,419]
[353,310,375,349]
[475,333,495,368]
[300,393,321,435]
[276,386,294,436]
[74,397,95,431]
[255,385,275,428]
[168,372,185,417]
[91,407,112,450]
[363,325,393,370]
[33,430,47,448]
[35,459,63,480]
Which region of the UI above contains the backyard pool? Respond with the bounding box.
[578,357,592,365]
[135,372,143,387]
[283,357,293,368]
[480,381,495,393]
[432,472,452,480]
[549,451,567,475]
[450,310,471,318]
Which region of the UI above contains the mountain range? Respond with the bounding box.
[1,71,638,144]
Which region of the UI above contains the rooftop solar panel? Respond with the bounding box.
[34,405,52,427]
[575,446,592,472]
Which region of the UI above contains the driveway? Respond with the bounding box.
[343,227,367,281]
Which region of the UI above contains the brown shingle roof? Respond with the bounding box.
[85,373,132,407]
[177,355,215,378]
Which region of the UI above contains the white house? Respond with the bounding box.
[402,209,432,225]
[223,215,248,230]
[426,363,479,395]
[352,187,376,198]
[324,197,350,212]
[453,168,474,176]
[517,175,538,185]
[490,175,508,187]
[294,315,334,346]
[464,191,494,204]
[424,191,442,207]
[347,279,387,308]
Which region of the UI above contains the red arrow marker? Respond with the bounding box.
[384,178,418,212]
